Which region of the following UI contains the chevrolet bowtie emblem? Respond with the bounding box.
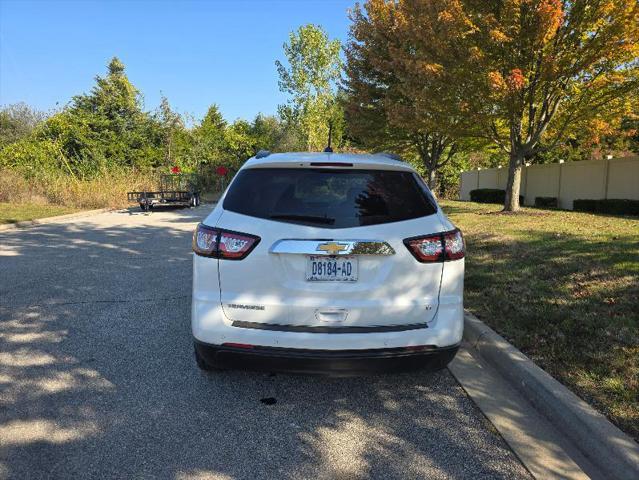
[316,242,349,255]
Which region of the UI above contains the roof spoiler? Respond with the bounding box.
[379,152,403,161]
[255,150,271,159]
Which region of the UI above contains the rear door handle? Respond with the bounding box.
[315,308,349,323]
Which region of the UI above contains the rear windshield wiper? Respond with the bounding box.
[269,214,335,225]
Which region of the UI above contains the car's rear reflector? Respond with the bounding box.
[404,345,434,351]
[222,343,255,349]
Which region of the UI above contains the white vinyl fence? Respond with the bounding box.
[459,156,639,209]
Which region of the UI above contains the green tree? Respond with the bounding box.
[276,24,344,151]
[0,103,47,148]
[0,57,188,179]
[73,57,140,120]
[192,104,228,166]
[40,56,159,173]
[251,114,282,152]
[154,95,184,166]
[224,119,256,168]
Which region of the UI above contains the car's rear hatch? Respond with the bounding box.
[215,164,447,331]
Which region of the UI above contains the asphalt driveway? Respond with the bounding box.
[0,206,531,479]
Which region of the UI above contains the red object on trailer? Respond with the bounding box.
[216,166,229,176]
[171,165,181,174]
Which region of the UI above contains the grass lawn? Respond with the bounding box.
[440,200,639,441]
[0,202,80,225]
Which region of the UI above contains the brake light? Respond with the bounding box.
[404,229,464,263]
[309,162,354,167]
[192,224,260,260]
[404,233,443,262]
[443,229,465,260]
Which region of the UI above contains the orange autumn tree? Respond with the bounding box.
[466,0,639,210]
[346,0,639,210]
[344,0,479,188]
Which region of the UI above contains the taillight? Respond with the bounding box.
[219,230,259,259]
[443,229,465,260]
[193,224,219,257]
[404,229,464,263]
[404,233,443,262]
[192,224,260,260]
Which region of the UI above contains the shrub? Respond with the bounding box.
[470,188,504,203]
[0,168,159,209]
[469,188,524,205]
[573,199,639,216]
[573,199,598,212]
[535,197,558,208]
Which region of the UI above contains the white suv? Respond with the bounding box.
[191,152,464,375]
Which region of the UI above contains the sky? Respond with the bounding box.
[0,0,355,123]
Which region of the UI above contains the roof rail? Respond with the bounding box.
[379,152,403,161]
[255,150,271,159]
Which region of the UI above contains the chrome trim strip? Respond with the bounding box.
[269,239,396,256]
[231,320,427,333]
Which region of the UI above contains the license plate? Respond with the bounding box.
[306,256,358,282]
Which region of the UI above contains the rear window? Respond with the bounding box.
[223,168,437,228]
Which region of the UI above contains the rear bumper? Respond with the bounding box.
[194,340,459,376]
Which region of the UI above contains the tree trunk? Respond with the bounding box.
[426,168,437,189]
[504,150,524,211]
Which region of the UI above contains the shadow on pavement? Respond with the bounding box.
[0,208,530,479]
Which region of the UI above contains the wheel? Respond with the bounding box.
[194,344,223,371]
[195,346,212,370]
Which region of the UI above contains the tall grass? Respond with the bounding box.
[0,168,160,209]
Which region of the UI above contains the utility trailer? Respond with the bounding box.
[128,174,201,211]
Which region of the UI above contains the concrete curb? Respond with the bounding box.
[463,311,639,480]
[0,208,114,232]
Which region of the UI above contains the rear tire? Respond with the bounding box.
[195,347,211,371]
[194,344,222,372]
